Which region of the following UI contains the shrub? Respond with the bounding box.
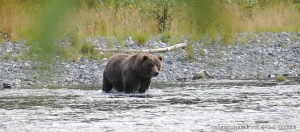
[69,30,80,48]
[185,44,194,60]
[80,42,99,61]
[277,75,287,82]
[135,33,147,45]
[81,42,96,55]
[13,55,20,61]
[4,52,10,60]
[198,49,205,56]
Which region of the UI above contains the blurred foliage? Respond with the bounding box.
[37,1,66,62]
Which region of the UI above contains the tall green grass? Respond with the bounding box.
[2,0,300,42]
[1,0,300,61]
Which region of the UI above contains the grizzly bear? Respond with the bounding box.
[102,53,162,93]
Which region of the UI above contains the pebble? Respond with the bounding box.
[3,83,11,88]
[0,32,300,87]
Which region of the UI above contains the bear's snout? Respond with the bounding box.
[153,72,159,77]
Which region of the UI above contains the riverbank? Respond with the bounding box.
[1,32,300,87]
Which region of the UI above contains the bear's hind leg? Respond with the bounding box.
[102,71,113,92]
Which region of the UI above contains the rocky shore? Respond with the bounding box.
[1,32,300,87]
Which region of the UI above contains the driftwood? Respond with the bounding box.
[176,70,214,81]
[193,70,214,79]
[96,43,187,53]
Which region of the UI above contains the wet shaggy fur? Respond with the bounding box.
[102,53,162,93]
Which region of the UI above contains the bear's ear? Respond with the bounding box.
[158,56,162,61]
[143,55,148,61]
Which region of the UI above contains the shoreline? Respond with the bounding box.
[1,32,300,87]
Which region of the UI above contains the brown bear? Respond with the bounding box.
[102,53,162,93]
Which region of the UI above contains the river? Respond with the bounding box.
[1,78,299,132]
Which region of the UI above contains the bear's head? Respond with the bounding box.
[142,54,162,78]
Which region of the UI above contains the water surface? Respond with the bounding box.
[1,78,299,131]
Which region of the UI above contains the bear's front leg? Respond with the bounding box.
[123,76,141,94]
[139,78,152,93]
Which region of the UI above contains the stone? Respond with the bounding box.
[267,74,277,78]
[79,65,86,69]
[166,60,173,65]
[79,74,83,79]
[23,63,32,69]
[3,83,11,88]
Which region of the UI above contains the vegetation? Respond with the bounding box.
[134,33,148,45]
[4,52,10,60]
[277,75,287,82]
[185,43,194,61]
[1,0,300,61]
[81,42,99,61]
[160,32,171,43]
[13,55,20,61]
[199,75,205,79]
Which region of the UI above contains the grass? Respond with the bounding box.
[107,37,115,49]
[1,1,299,41]
[81,42,96,55]
[0,38,4,44]
[277,75,287,82]
[238,37,249,46]
[13,55,20,61]
[100,51,113,60]
[69,30,81,49]
[4,52,10,60]
[22,50,30,61]
[160,32,171,43]
[198,49,205,56]
[185,43,195,61]
[81,42,99,61]
[134,33,148,45]
[1,0,300,61]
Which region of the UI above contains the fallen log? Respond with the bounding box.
[176,70,214,81]
[96,43,187,53]
[193,70,214,79]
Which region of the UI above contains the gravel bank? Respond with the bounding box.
[1,32,300,87]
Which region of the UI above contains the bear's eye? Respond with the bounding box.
[150,64,154,67]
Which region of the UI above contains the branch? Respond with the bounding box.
[96,43,187,53]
